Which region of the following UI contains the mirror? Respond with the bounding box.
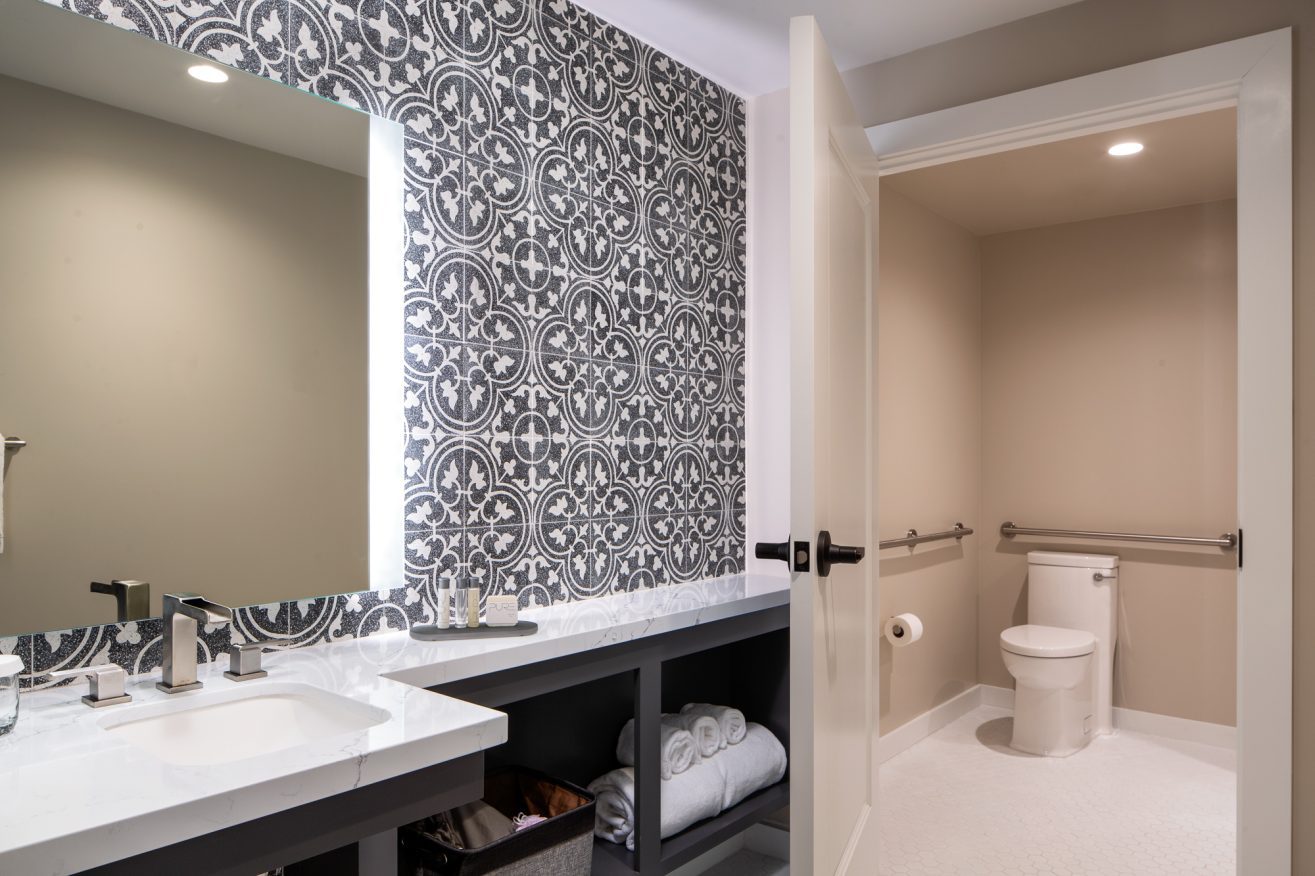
[0,0,402,636]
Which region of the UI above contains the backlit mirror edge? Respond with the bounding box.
[367,114,406,594]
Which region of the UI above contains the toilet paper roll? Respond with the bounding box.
[884,613,923,647]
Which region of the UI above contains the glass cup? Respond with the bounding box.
[0,672,19,736]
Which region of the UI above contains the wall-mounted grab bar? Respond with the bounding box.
[3,437,25,450]
[879,523,973,549]
[1000,521,1237,549]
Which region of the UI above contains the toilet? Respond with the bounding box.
[1000,551,1118,756]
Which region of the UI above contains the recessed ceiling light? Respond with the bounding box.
[187,64,228,84]
[1107,141,1144,156]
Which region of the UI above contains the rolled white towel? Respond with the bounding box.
[664,711,722,758]
[708,723,787,810]
[680,703,747,747]
[587,762,726,850]
[590,768,636,846]
[615,718,699,780]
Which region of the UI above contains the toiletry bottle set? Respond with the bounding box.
[436,578,518,629]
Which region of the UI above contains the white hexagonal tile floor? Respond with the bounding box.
[877,706,1236,875]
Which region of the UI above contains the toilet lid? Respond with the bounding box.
[1000,624,1096,658]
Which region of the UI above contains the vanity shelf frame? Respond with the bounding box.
[73,603,788,876]
[76,754,485,876]
[433,603,791,876]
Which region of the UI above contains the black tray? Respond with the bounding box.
[410,620,538,641]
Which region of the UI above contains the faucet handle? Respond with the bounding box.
[48,664,132,708]
[90,580,151,622]
[224,640,285,682]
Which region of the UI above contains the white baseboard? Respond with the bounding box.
[978,683,1014,710]
[884,684,1235,754]
[878,685,983,762]
[1113,703,1237,748]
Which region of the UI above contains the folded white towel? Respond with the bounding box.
[587,762,725,850]
[680,703,747,747]
[615,718,699,780]
[663,711,722,758]
[708,723,787,810]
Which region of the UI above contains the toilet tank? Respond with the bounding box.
[1026,551,1119,640]
[1027,551,1119,733]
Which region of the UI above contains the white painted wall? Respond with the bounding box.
[745,88,793,574]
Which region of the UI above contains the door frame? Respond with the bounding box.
[865,29,1293,874]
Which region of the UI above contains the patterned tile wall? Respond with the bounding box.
[10,0,745,687]
[3,587,437,689]
[390,3,747,607]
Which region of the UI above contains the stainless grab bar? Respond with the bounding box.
[1000,521,1237,549]
[879,523,973,549]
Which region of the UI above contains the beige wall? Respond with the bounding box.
[878,190,1236,730]
[978,201,1238,725]
[0,75,368,634]
[840,0,1313,860]
[877,185,982,734]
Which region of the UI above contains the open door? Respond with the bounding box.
[788,14,880,875]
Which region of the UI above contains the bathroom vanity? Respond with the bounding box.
[0,576,789,876]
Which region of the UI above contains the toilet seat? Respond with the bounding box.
[1000,624,1096,659]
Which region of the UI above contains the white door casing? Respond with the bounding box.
[788,15,882,875]
[865,30,1293,874]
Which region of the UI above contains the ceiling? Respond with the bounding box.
[574,0,1082,97]
[882,108,1238,236]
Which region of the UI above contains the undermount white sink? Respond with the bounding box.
[98,682,389,767]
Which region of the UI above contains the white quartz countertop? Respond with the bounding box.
[373,572,790,689]
[0,574,790,875]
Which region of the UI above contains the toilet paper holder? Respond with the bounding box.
[884,613,924,647]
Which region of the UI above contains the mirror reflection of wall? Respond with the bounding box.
[0,69,369,636]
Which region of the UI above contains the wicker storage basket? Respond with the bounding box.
[399,766,595,876]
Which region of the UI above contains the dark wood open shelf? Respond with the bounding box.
[435,606,790,876]
[592,780,790,875]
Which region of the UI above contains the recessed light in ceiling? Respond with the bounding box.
[1107,141,1144,157]
[187,64,229,84]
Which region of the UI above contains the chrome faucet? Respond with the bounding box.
[157,593,232,694]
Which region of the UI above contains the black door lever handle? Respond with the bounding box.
[816,530,865,577]
[754,540,791,563]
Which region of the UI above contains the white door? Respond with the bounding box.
[788,14,881,876]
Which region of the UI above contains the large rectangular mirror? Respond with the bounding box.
[0,0,403,636]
